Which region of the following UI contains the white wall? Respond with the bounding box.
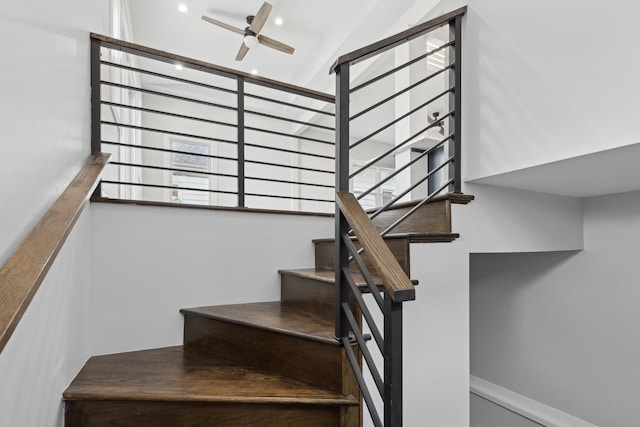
[0,0,109,266]
[470,190,640,427]
[0,2,108,427]
[0,209,92,427]
[89,202,332,355]
[420,0,640,180]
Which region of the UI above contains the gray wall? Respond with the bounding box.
[470,190,640,427]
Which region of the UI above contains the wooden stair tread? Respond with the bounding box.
[63,346,357,406]
[365,192,474,213]
[181,301,339,346]
[312,232,460,244]
[279,268,418,287]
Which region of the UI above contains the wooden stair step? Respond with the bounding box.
[279,268,417,323]
[64,346,355,426]
[366,192,474,234]
[181,302,349,392]
[181,301,337,346]
[313,232,459,275]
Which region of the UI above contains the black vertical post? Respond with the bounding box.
[335,62,350,339]
[91,37,102,197]
[237,77,246,207]
[449,17,463,194]
[384,293,403,426]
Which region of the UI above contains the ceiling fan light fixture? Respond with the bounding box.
[243,35,259,49]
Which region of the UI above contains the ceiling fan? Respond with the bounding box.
[201,2,295,61]
[427,112,445,136]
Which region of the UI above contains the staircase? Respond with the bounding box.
[63,193,471,426]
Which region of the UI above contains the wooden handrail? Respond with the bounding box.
[0,152,110,353]
[91,33,335,103]
[330,6,467,73]
[336,192,415,302]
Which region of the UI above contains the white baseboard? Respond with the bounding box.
[470,375,599,427]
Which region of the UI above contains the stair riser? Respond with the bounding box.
[183,315,342,392]
[314,238,410,275]
[65,400,341,427]
[371,198,451,234]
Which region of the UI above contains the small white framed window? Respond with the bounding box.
[352,162,397,210]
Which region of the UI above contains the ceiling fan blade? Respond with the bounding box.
[439,126,445,136]
[201,16,244,35]
[235,43,249,61]
[427,116,435,124]
[258,34,294,55]
[249,2,272,34]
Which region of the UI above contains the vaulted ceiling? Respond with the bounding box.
[125,0,441,93]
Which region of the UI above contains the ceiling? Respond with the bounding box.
[125,0,440,94]
[468,142,640,198]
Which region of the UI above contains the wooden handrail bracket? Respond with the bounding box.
[0,152,110,353]
[336,192,415,302]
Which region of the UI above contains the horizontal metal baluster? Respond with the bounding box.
[101,121,237,145]
[245,175,334,189]
[100,81,238,112]
[245,92,335,116]
[100,180,238,196]
[350,110,454,179]
[341,337,383,427]
[356,134,452,201]
[245,125,334,145]
[100,60,237,95]
[350,65,453,121]
[342,302,384,396]
[342,267,384,353]
[380,178,453,238]
[244,192,334,203]
[101,101,236,128]
[246,159,334,174]
[109,161,237,179]
[342,234,384,310]
[101,141,238,162]
[350,41,455,93]
[245,109,335,131]
[369,157,454,221]
[245,143,334,160]
[350,88,453,149]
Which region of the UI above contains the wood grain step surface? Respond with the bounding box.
[181,302,349,392]
[181,301,338,346]
[64,346,356,406]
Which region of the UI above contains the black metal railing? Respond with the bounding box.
[332,7,466,426]
[90,34,336,213]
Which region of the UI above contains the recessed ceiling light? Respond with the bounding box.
[274,17,283,26]
[175,64,183,70]
[178,4,188,13]
[251,69,258,75]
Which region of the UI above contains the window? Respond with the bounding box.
[171,140,211,205]
[352,163,397,210]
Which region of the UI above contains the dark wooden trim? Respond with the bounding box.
[336,193,415,302]
[330,6,467,73]
[90,197,334,218]
[0,153,110,353]
[90,33,335,103]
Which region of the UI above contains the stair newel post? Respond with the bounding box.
[335,62,350,339]
[448,16,462,194]
[91,37,102,198]
[384,293,403,426]
[237,76,246,207]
